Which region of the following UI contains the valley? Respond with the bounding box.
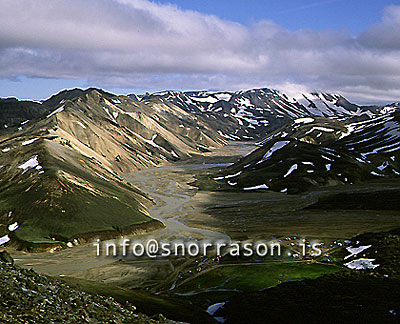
[1,87,400,322]
[6,140,400,321]
[3,1,400,322]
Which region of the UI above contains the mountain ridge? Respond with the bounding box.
[1,86,399,249]
[198,111,400,194]
[0,87,225,250]
[139,88,398,140]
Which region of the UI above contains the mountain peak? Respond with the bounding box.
[42,88,116,108]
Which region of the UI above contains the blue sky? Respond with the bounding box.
[1,0,400,104]
[157,0,393,34]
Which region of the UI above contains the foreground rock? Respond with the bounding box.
[0,261,183,324]
[0,250,13,264]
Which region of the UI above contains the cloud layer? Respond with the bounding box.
[1,0,400,103]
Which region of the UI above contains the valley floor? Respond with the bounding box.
[5,141,400,322]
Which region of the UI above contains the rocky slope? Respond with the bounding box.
[0,255,184,324]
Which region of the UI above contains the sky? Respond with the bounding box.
[0,0,400,104]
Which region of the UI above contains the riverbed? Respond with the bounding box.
[10,142,255,284]
[10,140,400,291]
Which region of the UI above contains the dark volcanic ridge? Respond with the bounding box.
[200,110,400,194]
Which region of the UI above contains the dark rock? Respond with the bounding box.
[0,250,14,265]
[0,261,178,323]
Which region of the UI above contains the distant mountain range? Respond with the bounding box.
[140,89,394,140]
[0,87,399,249]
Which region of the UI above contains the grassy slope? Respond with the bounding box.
[214,227,400,323]
[0,137,160,249]
[174,262,340,293]
[57,276,216,324]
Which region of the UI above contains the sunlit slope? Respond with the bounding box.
[0,88,225,250]
[0,135,159,250]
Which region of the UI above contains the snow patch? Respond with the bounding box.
[344,245,371,260]
[207,302,225,316]
[0,235,10,246]
[190,96,218,104]
[236,97,253,107]
[345,258,379,270]
[259,141,290,162]
[47,106,64,118]
[75,121,86,129]
[377,161,389,171]
[214,93,232,101]
[8,222,19,232]
[305,126,335,135]
[243,184,269,191]
[21,138,39,146]
[17,155,40,173]
[225,171,242,179]
[284,164,298,178]
[213,176,224,181]
[294,117,314,124]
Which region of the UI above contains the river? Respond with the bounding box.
[11,142,256,283]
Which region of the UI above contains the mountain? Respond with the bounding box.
[0,86,398,249]
[200,111,400,194]
[0,98,52,129]
[0,88,225,250]
[41,88,116,108]
[140,89,386,140]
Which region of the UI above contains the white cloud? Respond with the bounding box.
[0,0,400,104]
[358,5,400,50]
